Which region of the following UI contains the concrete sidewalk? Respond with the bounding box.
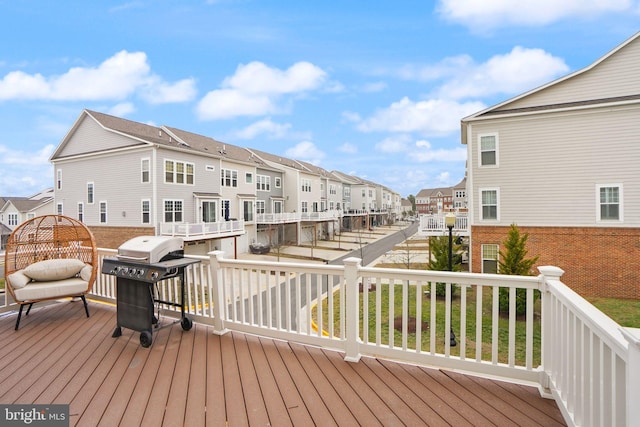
[237,222,429,266]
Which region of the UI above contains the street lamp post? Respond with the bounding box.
[445,213,457,347]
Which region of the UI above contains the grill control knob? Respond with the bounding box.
[151,271,159,280]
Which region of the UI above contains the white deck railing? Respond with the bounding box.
[2,249,637,426]
[159,220,245,238]
[418,214,469,236]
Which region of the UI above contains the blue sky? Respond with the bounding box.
[0,1,638,198]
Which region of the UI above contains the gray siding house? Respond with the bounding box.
[462,31,640,299]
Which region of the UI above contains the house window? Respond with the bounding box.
[57,203,63,215]
[479,134,498,166]
[482,244,499,274]
[301,179,311,192]
[257,175,271,191]
[344,187,350,198]
[221,169,238,187]
[245,172,253,184]
[141,158,150,183]
[243,200,254,222]
[164,200,183,222]
[78,203,84,222]
[99,201,107,224]
[202,201,217,223]
[274,177,281,188]
[57,169,62,190]
[480,188,499,220]
[301,201,308,213]
[8,213,18,226]
[142,200,150,224]
[329,184,337,195]
[165,160,194,184]
[87,182,94,204]
[273,200,282,214]
[598,184,622,221]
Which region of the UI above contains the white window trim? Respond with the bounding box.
[596,183,623,222]
[141,158,150,183]
[87,182,95,204]
[99,201,107,224]
[481,244,499,274]
[141,199,151,224]
[479,187,500,222]
[478,133,499,168]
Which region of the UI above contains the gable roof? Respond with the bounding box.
[462,31,640,125]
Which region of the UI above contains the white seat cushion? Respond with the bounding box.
[13,278,89,301]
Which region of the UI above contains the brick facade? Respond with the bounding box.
[471,225,640,299]
[88,226,155,250]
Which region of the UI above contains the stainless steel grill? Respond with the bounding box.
[102,236,200,347]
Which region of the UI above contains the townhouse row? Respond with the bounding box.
[42,110,402,255]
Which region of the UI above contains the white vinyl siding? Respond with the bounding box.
[468,105,640,227]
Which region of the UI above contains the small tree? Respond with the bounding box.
[427,234,462,297]
[498,224,539,315]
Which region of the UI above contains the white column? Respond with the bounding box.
[343,257,361,362]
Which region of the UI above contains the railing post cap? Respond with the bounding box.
[343,257,362,266]
[621,327,640,348]
[537,265,564,278]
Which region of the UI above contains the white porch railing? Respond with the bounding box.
[1,249,637,426]
[256,210,342,224]
[418,214,469,236]
[159,220,245,239]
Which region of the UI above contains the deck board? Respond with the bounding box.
[0,301,566,426]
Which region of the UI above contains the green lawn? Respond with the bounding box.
[314,283,542,366]
[586,297,640,328]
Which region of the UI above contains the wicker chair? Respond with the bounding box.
[3,215,98,330]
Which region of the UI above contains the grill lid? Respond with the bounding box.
[117,236,184,264]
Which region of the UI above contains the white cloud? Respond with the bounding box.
[232,118,312,140]
[108,102,136,117]
[356,97,485,136]
[337,143,358,154]
[0,51,196,104]
[0,144,55,195]
[375,135,412,154]
[284,141,325,165]
[396,47,568,100]
[437,0,634,29]
[197,61,328,120]
[412,139,467,162]
[436,46,569,99]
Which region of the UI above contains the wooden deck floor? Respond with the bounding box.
[0,300,566,426]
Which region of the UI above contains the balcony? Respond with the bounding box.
[418,213,470,236]
[0,248,637,425]
[159,220,245,241]
[256,210,342,224]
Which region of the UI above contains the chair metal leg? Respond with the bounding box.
[15,304,25,330]
[25,302,34,316]
[81,295,90,317]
